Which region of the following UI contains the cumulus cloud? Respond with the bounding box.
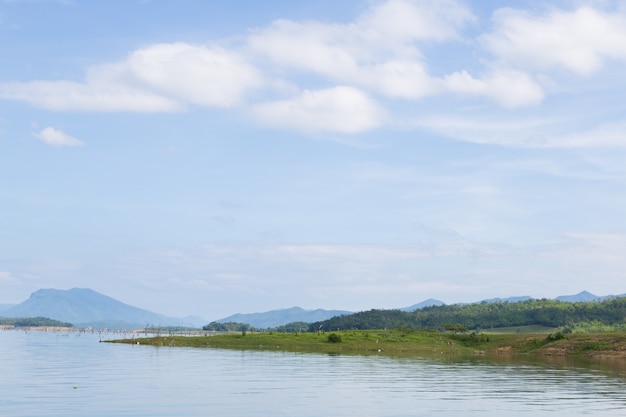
[248,0,473,100]
[253,86,387,133]
[482,6,626,75]
[0,42,262,112]
[33,127,85,147]
[357,0,475,42]
[2,1,625,137]
[123,42,263,107]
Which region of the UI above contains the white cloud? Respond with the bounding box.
[0,42,262,112]
[248,19,362,81]
[482,6,626,75]
[415,115,626,149]
[248,0,473,99]
[0,80,182,112]
[356,0,475,42]
[443,69,544,108]
[122,42,263,108]
[357,60,437,99]
[33,127,85,147]
[413,114,552,147]
[2,0,625,137]
[252,86,387,133]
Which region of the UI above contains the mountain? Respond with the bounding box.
[216,306,352,328]
[399,298,445,312]
[553,291,626,302]
[215,291,623,328]
[480,296,533,303]
[555,291,600,303]
[2,288,206,329]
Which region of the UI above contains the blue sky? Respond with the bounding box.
[2,0,626,320]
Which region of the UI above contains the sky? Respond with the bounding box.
[2,0,626,321]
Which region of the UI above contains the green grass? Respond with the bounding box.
[107,329,626,359]
[110,329,474,356]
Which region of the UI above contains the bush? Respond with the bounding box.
[452,332,490,346]
[546,332,565,341]
[443,324,468,333]
[327,333,342,343]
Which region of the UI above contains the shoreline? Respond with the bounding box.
[7,326,625,360]
[106,329,626,360]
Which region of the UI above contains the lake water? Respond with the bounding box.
[1,330,626,416]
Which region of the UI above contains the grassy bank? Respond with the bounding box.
[108,329,626,359]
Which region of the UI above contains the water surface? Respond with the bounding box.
[1,330,625,416]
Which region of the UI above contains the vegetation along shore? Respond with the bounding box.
[108,329,626,360]
[109,297,626,360]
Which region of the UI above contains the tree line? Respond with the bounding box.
[308,297,626,332]
[0,316,74,327]
[203,321,255,332]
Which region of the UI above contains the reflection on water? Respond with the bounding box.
[1,329,625,416]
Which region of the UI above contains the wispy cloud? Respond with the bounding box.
[109,237,605,313]
[1,80,183,112]
[0,271,17,284]
[32,127,84,147]
[413,114,626,148]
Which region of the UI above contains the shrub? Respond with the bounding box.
[327,333,342,343]
[546,332,565,341]
[452,332,490,345]
[443,324,469,333]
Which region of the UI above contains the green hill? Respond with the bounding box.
[309,297,626,333]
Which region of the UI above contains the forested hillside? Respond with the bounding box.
[0,317,73,327]
[308,297,626,332]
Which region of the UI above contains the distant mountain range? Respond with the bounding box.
[215,291,625,326]
[217,306,353,328]
[398,298,445,312]
[2,288,623,330]
[1,288,206,329]
[480,296,533,303]
[553,290,615,303]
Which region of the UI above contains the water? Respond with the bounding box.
[1,329,625,416]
